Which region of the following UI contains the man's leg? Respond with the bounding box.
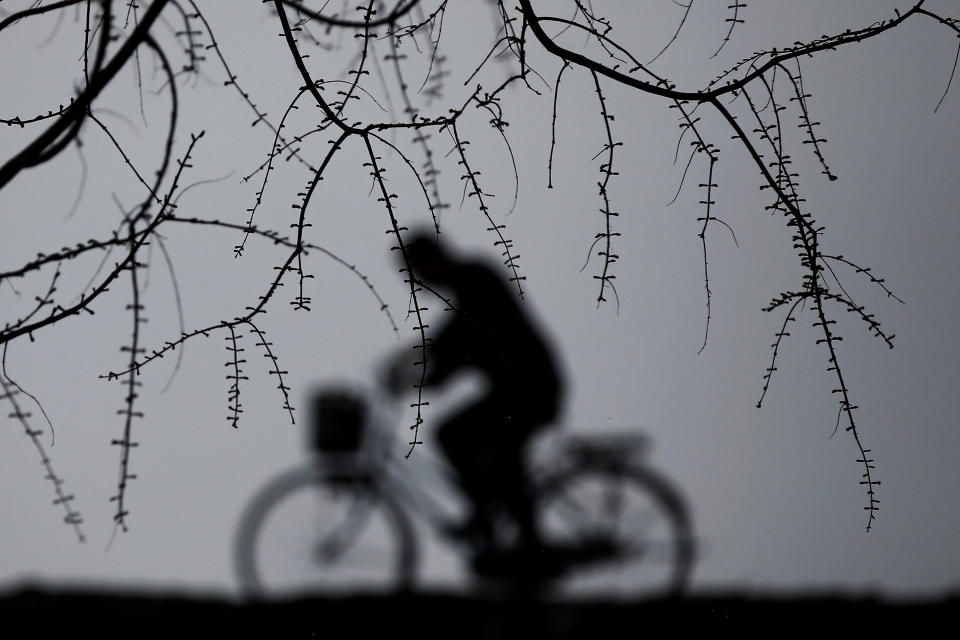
[436,400,502,539]
[437,397,551,549]
[498,395,559,549]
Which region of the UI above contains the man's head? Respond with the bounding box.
[404,231,454,284]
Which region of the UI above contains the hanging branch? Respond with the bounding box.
[111,219,147,532]
[385,24,448,230]
[361,133,428,454]
[446,120,525,298]
[188,0,317,174]
[247,320,295,424]
[0,0,171,190]
[224,325,247,428]
[235,85,314,258]
[0,373,85,542]
[547,60,570,188]
[780,62,837,182]
[712,1,747,59]
[757,292,805,408]
[648,0,694,65]
[584,70,621,310]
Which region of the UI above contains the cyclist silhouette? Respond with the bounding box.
[387,232,564,552]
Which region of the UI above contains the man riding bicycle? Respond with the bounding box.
[387,232,564,553]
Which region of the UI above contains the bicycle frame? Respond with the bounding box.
[317,445,469,536]
[314,385,655,540]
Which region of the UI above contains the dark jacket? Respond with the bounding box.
[426,261,562,412]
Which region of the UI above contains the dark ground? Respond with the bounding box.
[1,584,956,636]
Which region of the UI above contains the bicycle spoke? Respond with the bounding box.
[537,465,693,599]
[602,476,625,535]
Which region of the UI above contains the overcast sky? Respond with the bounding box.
[1,1,959,597]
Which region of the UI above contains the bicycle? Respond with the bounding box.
[233,382,695,599]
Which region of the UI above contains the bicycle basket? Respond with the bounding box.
[309,389,368,452]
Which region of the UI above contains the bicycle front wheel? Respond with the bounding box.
[536,462,694,599]
[233,464,417,598]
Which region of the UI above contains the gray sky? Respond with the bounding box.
[1,1,958,596]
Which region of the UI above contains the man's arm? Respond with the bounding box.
[424,314,467,387]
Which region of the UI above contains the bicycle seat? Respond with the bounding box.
[564,432,650,460]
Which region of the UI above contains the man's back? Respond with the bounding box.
[426,260,561,404]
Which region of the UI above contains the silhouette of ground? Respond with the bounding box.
[1,583,955,636]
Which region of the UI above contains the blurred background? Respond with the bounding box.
[1,0,958,599]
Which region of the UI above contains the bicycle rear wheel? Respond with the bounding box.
[536,462,694,599]
[233,464,417,597]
